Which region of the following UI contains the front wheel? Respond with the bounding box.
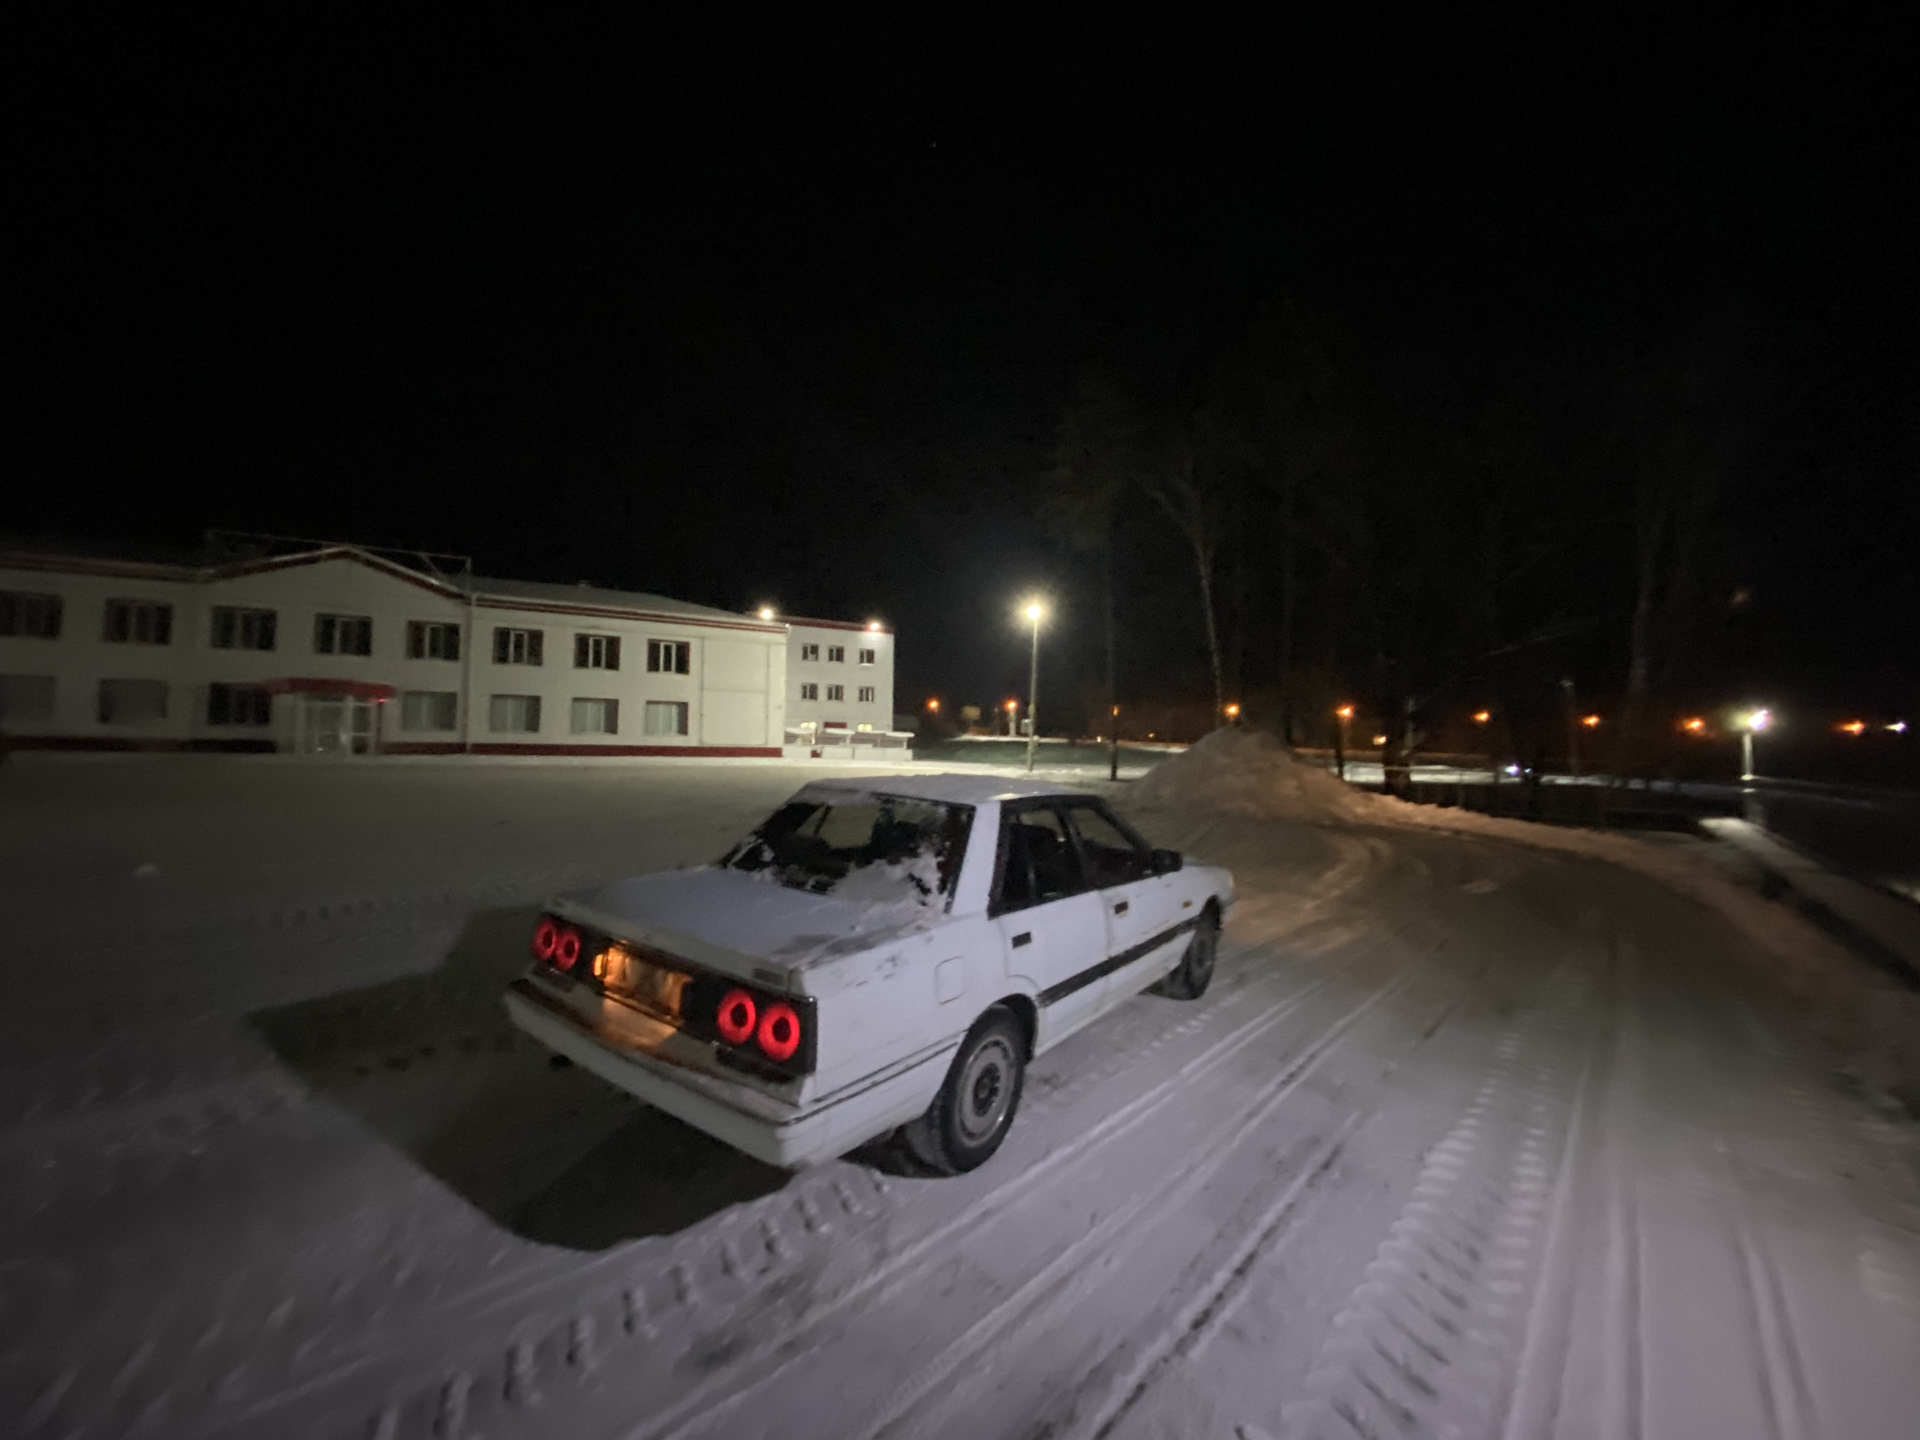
[903,1007,1026,1175]
[1154,908,1218,1000]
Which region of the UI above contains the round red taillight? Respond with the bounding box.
[716,987,758,1046]
[554,926,582,970]
[757,1001,801,1063]
[532,917,560,962]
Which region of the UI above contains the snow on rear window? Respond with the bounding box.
[724,792,973,906]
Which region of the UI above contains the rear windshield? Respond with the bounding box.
[724,792,974,905]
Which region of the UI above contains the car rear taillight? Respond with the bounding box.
[716,987,758,1045]
[757,1001,802,1062]
[531,914,583,971]
[686,976,815,1078]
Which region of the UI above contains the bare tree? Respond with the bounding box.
[1139,416,1233,722]
[1612,341,1746,769]
[1040,377,1143,742]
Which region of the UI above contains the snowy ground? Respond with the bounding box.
[4,751,1920,1439]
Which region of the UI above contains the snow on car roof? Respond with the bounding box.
[798,772,1096,806]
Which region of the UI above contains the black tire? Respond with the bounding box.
[903,1007,1027,1175]
[1154,907,1219,1000]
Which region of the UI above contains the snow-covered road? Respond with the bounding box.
[4,756,1919,1439]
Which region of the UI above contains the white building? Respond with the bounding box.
[0,541,815,757]
[777,615,903,755]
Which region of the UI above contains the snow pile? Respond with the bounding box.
[1129,727,1379,823]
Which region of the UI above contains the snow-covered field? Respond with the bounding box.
[4,746,1920,1439]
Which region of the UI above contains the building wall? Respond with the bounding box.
[784,620,895,733]
[0,551,791,756]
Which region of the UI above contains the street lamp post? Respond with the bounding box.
[1335,705,1354,780]
[1023,600,1045,773]
[1559,678,1580,779]
[1741,707,1771,783]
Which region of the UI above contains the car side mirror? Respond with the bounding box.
[1150,848,1183,875]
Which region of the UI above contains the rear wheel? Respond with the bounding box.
[1154,907,1218,1000]
[904,1007,1026,1175]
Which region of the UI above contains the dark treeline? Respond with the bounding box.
[1037,295,1780,779]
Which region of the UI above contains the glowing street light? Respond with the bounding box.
[1740,707,1772,782]
[926,697,940,713]
[1334,704,1354,779]
[756,605,776,621]
[1018,599,1047,771]
[1837,720,1866,736]
[1891,721,1909,734]
[1682,717,1707,734]
[1224,702,1241,722]
[1582,714,1602,729]
[1472,710,1492,725]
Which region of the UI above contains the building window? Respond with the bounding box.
[493,627,544,665]
[406,621,461,661]
[98,678,168,724]
[827,645,845,663]
[858,648,876,665]
[0,592,62,639]
[643,700,689,736]
[400,691,458,732]
[826,684,844,702]
[571,697,618,735]
[858,685,875,703]
[103,600,173,646]
[800,643,819,662]
[489,694,542,733]
[315,614,372,656]
[647,638,690,674]
[207,683,272,726]
[575,633,621,670]
[0,675,55,722]
[799,682,818,700]
[210,606,277,651]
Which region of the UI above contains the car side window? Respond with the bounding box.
[1066,803,1152,888]
[996,806,1085,912]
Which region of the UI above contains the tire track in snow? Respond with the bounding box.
[1267,1014,1574,1440]
[1658,941,1818,1440]
[1046,948,1583,1440]
[1495,933,1617,1440]
[838,968,1446,1440]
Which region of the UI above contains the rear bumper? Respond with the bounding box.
[503,979,953,1168]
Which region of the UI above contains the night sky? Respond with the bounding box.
[14,13,1916,726]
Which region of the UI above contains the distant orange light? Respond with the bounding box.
[1838,720,1866,736]
[1224,703,1241,719]
[1473,710,1491,724]
[1335,705,1354,720]
[1582,714,1602,729]
[926,698,940,712]
[1372,734,1389,746]
[866,620,882,632]
[1005,699,1018,711]
[1682,717,1707,734]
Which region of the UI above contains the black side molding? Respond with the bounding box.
[1037,916,1201,1007]
[1012,931,1032,948]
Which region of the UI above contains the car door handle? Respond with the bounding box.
[1113,900,1129,915]
[1011,932,1032,948]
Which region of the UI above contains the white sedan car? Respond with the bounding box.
[503,774,1235,1173]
